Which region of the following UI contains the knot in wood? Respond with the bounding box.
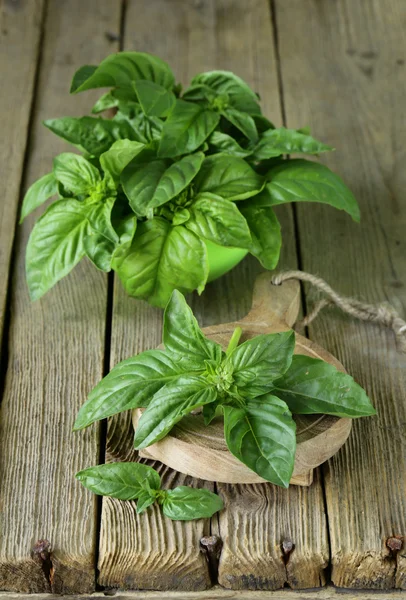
[386,536,403,552]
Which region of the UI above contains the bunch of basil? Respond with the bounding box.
[75,291,375,489]
[22,52,360,308]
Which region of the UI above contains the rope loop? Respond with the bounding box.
[271,270,406,353]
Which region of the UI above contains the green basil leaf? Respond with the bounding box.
[228,93,262,115]
[134,79,176,117]
[253,128,334,160]
[262,159,360,222]
[44,117,137,156]
[208,132,252,158]
[111,196,138,246]
[91,91,120,113]
[162,486,223,520]
[100,140,145,184]
[53,153,101,195]
[223,396,296,488]
[186,192,252,248]
[222,108,258,142]
[134,375,217,449]
[158,100,220,158]
[190,71,260,114]
[76,462,161,501]
[272,355,376,418]
[71,52,175,93]
[226,331,295,397]
[202,400,222,425]
[122,151,204,216]
[252,114,276,133]
[136,491,156,514]
[181,83,213,103]
[84,198,118,272]
[20,172,58,223]
[117,109,163,143]
[172,208,190,225]
[164,289,222,368]
[113,218,208,308]
[26,199,89,300]
[238,202,281,270]
[74,349,191,431]
[193,155,264,201]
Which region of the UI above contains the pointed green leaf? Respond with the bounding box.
[74,349,190,430]
[226,331,295,397]
[224,396,296,487]
[134,79,176,117]
[189,70,260,114]
[193,155,264,201]
[76,462,161,501]
[44,117,137,156]
[71,52,175,93]
[186,193,252,248]
[113,218,208,308]
[158,100,220,158]
[53,153,101,195]
[208,132,252,157]
[136,491,156,514]
[84,198,118,271]
[239,202,281,270]
[26,199,89,300]
[100,139,145,184]
[134,375,217,449]
[222,108,258,142]
[272,355,376,418]
[162,486,223,520]
[261,159,360,221]
[163,290,222,368]
[253,127,334,160]
[20,172,58,223]
[91,91,120,113]
[121,151,204,216]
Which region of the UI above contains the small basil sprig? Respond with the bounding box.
[76,462,223,521]
[23,50,361,307]
[74,290,376,488]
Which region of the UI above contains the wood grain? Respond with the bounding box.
[0,1,121,594]
[1,586,405,600]
[2,587,406,600]
[98,0,329,591]
[275,0,406,589]
[0,0,45,354]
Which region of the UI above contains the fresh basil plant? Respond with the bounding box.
[74,290,376,488]
[76,461,222,521]
[22,51,360,307]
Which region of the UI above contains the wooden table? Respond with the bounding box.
[0,0,405,596]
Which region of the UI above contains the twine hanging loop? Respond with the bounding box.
[271,270,406,353]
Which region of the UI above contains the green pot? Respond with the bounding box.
[205,240,248,283]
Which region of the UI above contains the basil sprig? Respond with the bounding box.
[74,291,376,488]
[76,462,223,521]
[23,51,360,307]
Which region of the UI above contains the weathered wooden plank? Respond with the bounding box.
[98,0,328,591]
[1,586,406,600]
[0,1,121,594]
[275,0,406,589]
[98,0,217,590]
[0,0,45,353]
[204,0,328,590]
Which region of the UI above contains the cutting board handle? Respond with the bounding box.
[240,271,301,331]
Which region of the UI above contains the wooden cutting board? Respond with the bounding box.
[133,272,352,486]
